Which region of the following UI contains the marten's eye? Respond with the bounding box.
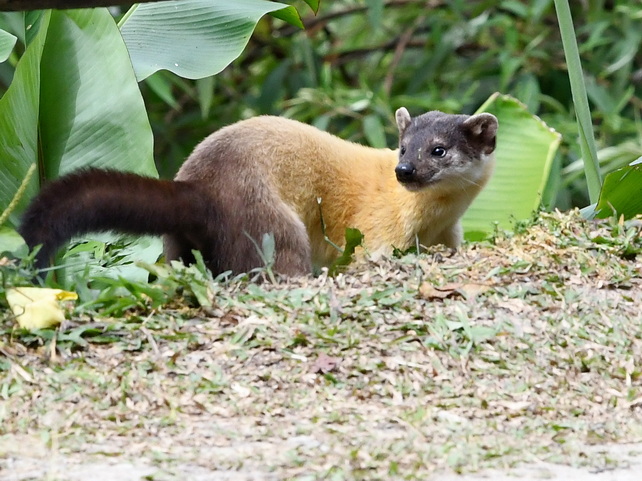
[431,146,447,157]
[400,146,406,156]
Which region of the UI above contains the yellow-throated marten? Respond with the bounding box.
[19,108,498,276]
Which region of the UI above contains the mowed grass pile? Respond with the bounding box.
[1,211,642,479]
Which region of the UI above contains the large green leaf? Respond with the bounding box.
[39,9,156,178]
[120,0,289,81]
[0,9,160,279]
[594,158,642,219]
[0,12,26,44]
[0,9,156,227]
[0,12,48,228]
[462,93,561,238]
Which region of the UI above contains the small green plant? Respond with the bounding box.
[328,227,364,276]
[245,232,278,283]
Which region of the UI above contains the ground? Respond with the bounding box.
[1,211,642,480]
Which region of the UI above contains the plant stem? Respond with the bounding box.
[553,0,602,204]
[0,162,36,227]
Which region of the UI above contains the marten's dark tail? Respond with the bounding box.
[19,168,210,269]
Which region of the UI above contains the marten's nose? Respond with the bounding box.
[395,163,416,182]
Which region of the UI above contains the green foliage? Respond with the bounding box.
[544,1,641,220]
[0,162,34,231]
[588,213,642,258]
[269,5,305,30]
[0,14,44,228]
[0,9,160,282]
[0,9,156,229]
[244,232,278,283]
[38,10,155,178]
[0,227,27,258]
[300,0,320,14]
[551,0,642,218]
[59,235,163,286]
[562,140,642,187]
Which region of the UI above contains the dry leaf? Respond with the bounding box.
[496,400,532,413]
[457,283,492,299]
[496,298,530,314]
[231,383,251,398]
[418,282,461,300]
[310,353,341,373]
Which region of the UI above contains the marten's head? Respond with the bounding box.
[394,108,498,192]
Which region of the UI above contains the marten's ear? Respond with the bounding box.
[395,107,412,134]
[462,113,498,155]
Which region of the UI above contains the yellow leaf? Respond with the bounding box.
[6,287,78,330]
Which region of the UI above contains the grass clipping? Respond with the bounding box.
[1,210,642,479]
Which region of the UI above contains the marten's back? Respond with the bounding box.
[174,116,400,266]
[176,116,396,196]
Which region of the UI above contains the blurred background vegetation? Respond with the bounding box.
[4,0,641,211]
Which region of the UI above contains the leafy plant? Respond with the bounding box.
[328,227,365,276]
[0,9,159,281]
